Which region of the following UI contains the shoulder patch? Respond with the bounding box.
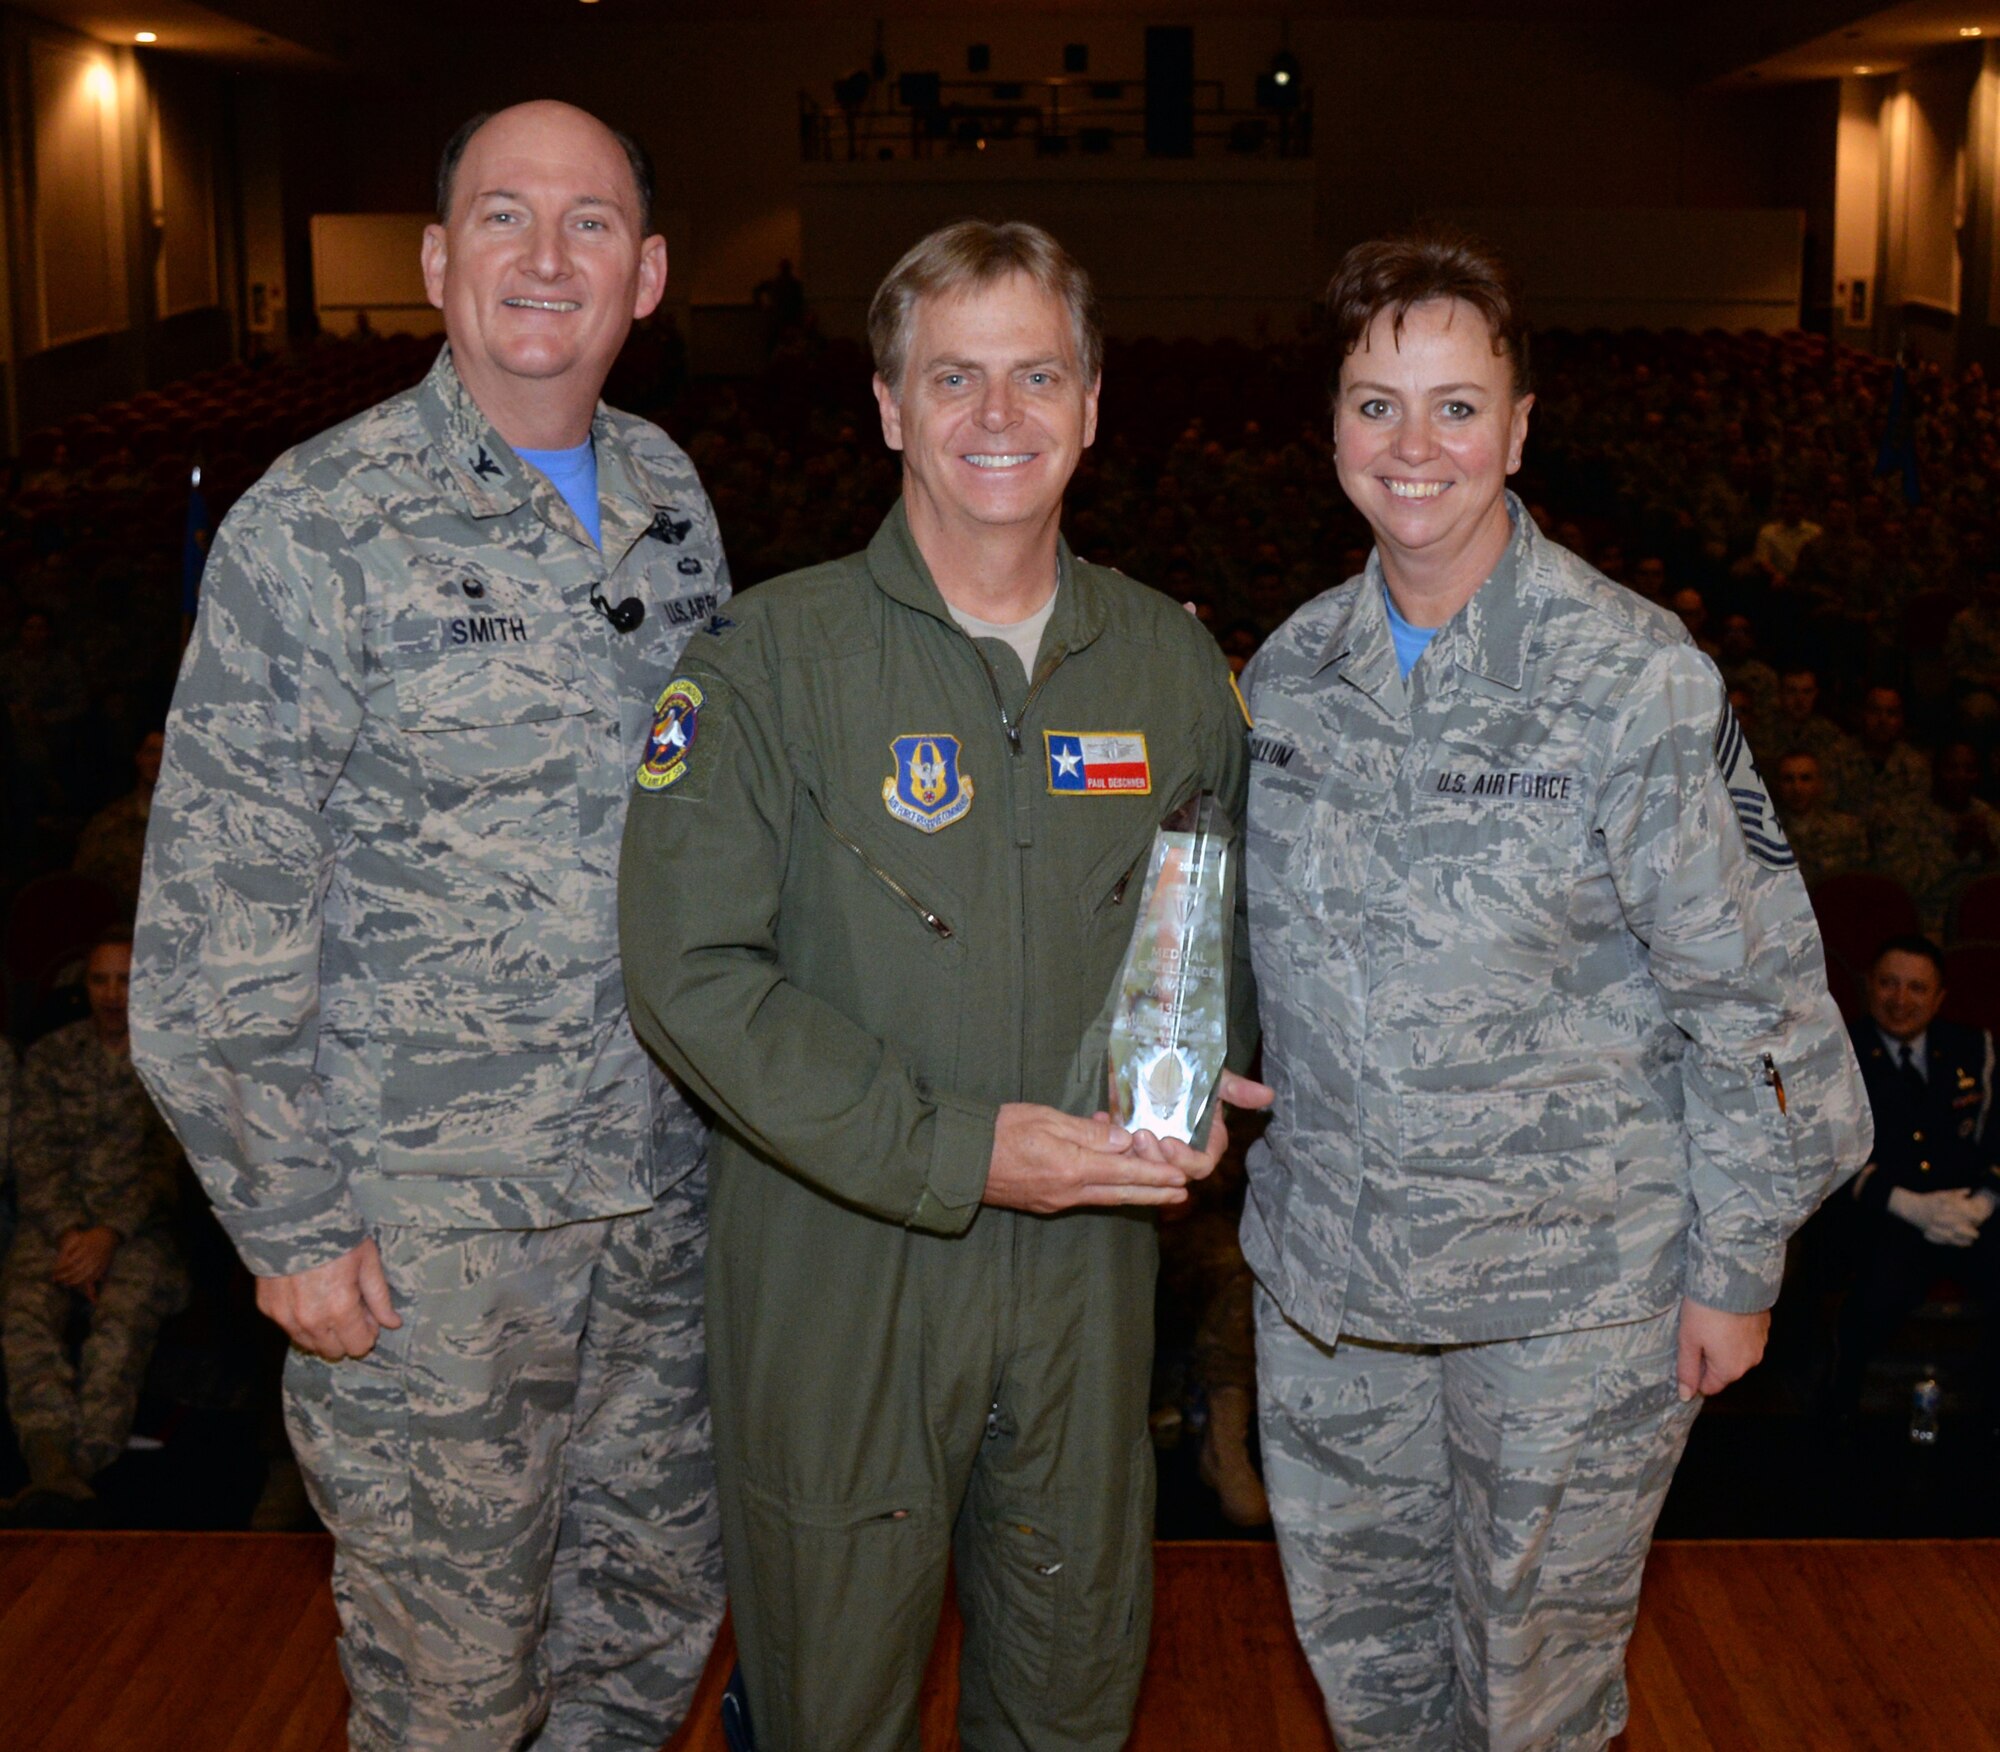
[884,735,973,831]
[1714,700,1796,871]
[636,673,729,801]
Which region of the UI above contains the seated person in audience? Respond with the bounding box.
[1774,752,1868,893]
[1827,936,2000,1429]
[1945,564,2000,732]
[1839,685,1933,838]
[1754,489,1823,581]
[71,727,164,907]
[1718,613,1780,726]
[1762,666,1858,796]
[1873,741,1999,937]
[1629,553,1668,605]
[1669,586,1722,663]
[1,930,188,1510]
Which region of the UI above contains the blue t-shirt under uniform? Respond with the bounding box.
[517,438,601,549]
[1382,583,1441,679]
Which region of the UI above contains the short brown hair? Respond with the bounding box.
[1324,225,1531,397]
[868,221,1101,394]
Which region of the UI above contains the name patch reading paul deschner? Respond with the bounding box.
[1714,699,1797,870]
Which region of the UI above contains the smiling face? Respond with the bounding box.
[875,270,1099,551]
[422,102,665,437]
[1867,948,1945,1042]
[1334,298,1531,586]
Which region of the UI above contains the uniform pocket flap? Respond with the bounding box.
[1400,1082,1619,1166]
[387,647,586,732]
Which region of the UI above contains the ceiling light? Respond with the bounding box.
[134,30,156,41]
[1961,26,1983,36]
[1855,65,1874,74]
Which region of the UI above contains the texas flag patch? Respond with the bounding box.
[1046,731,1152,795]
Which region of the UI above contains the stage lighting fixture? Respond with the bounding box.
[1962,26,1984,37]
[1258,49,1304,114]
[1064,44,1089,74]
[135,30,157,41]
[968,43,990,74]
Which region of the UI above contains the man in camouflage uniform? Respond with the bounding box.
[1773,751,1869,894]
[1244,232,1869,1752]
[1835,685,1932,840]
[71,726,163,907]
[132,103,725,1751]
[2,930,186,1509]
[1869,741,2000,936]
[1761,666,1858,801]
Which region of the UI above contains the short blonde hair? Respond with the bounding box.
[868,220,1102,394]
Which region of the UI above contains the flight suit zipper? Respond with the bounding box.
[972,642,1067,757]
[809,795,954,939]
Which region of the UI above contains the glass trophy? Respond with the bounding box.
[1106,794,1232,1144]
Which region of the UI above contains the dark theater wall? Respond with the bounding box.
[262,11,1830,324]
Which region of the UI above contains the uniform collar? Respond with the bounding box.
[865,497,1107,657]
[416,344,659,566]
[1317,493,1544,696]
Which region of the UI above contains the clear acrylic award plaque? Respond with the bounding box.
[1106,794,1232,1144]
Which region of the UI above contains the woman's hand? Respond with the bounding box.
[1675,1299,1770,1401]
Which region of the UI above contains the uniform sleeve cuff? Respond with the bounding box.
[1683,1238,1783,1314]
[215,1188,368,1278]
[906,1096,997,1237]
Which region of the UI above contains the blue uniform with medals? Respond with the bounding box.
[619,499,1256,1752]
[1830,1016,2000,1419]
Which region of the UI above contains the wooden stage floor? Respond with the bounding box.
[3,1534,1996,1750]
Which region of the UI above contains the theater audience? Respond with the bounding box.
[1774,752,1869,892]
[14,315,2000,1511]
[71,728,164,908]
[1839,685,1934,846]
[1,931,188,1519]
[1763,667,1860,798]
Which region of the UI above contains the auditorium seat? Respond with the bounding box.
[1940,940,2000,1032]
[1810,875,1919,1018]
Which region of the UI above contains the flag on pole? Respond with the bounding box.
[1874,359,1922,508]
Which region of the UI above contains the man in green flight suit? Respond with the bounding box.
[619,221,1269,1751]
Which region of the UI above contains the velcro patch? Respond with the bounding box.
[1046,731,1151,795]
[637,678,706,794]
[1714,700,1796,871]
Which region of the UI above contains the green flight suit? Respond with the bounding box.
[620,502,1255,1752]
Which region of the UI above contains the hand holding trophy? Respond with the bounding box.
[1106,794,1234,1144]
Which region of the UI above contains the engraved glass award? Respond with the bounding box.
[1106,794,1232,1144]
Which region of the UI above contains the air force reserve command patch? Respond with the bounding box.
[1714,698,1797,870]
[884,734,973,832]
[1045,731,1151,795]
[638,678,704,793]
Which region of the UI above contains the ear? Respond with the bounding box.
[633,233,668,321]
[1082,373,1102,451]
[421,224,449,312]
[1506,392,1535,476]
[874,373,905,453]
